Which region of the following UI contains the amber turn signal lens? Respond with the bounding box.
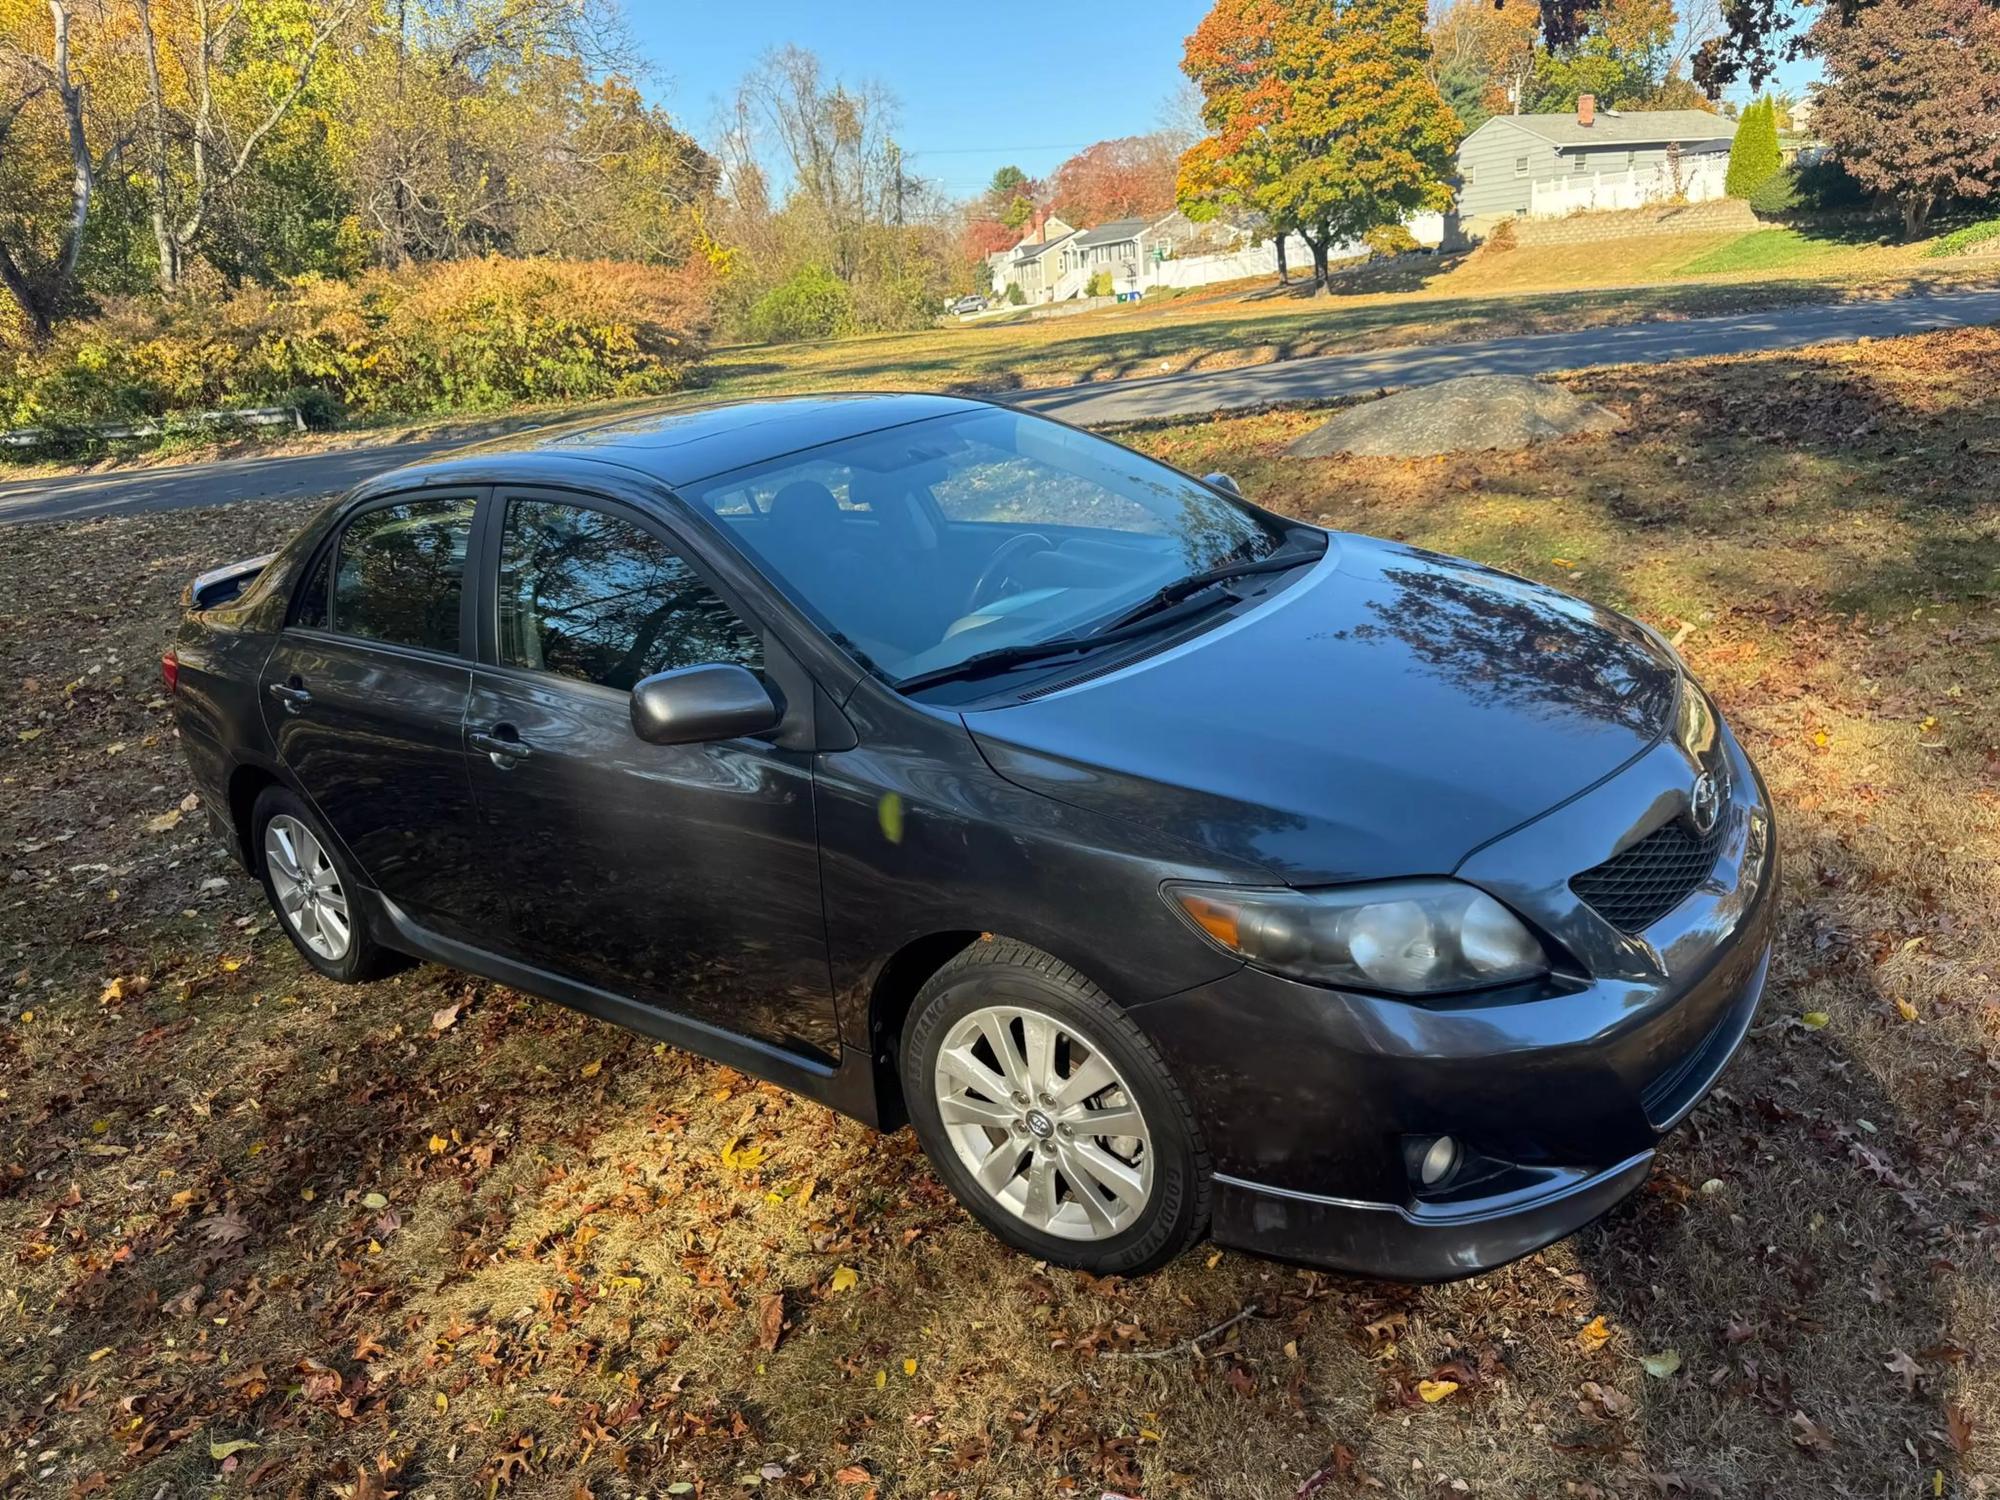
[1174,890,1241,950]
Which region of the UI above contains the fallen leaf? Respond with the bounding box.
[830,1265,859,1293]
[145,808,183,834]
[902,1357,917,1375]
[1640,1350,1681,1379]
[580,1058,602,1079]
[1800,1011,1831,1030]
[209,1438,260,1461]
[1895,997,1919,1022]
[362,1191,388,1209]
[834,1467,871,1486]
[1577,1315,1613,1353]
[1417,1379,1459,1403]
[430,1002,461,1032]
[755,1293,784,1352]
[1789,1410,1834,1453]
[1946,1403,1974,1456]
[1885,1349,1922,1393]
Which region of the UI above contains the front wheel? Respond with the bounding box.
[901,940,1211,1274]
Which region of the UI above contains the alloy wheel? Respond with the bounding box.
[931,1003,1154,1241]
[264,814,352,962]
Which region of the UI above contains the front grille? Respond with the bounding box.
[1571,817,1725,932]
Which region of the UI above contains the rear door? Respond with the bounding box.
[458,488,839,1061]
[262,489,501,942]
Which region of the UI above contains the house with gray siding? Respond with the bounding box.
[1455,97,1737,237]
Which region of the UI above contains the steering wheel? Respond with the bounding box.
[967,532,1055,613]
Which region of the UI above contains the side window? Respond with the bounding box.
[331,497,474,653]
[293,546,332,629]
[497,500,761,692]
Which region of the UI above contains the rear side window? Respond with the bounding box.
[293,547,332,630]
[496,499,761,692]
[332,497,474,654]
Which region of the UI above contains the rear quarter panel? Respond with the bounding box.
[174,609,284,863]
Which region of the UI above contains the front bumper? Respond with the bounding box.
[1137,721,1777,1281]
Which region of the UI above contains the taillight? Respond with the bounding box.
[161,651,179,694]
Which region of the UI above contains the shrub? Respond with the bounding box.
[1744,155,1873,217]
[0,256,716,433]
[1085,269,1114,297]
[1005,282,1026,305]
[1364,223,1421,256]
[744,265,854,344]
[1927,216,2000,257]
[1727,98,1783,198]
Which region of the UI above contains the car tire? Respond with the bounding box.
[901,939,1211,1275]
[251,784,401,984]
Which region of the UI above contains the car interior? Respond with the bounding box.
[686,442,1204,681]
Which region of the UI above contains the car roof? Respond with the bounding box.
[357,392,992,496]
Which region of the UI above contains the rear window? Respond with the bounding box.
[330,497,475,654]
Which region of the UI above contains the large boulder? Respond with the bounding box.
[1287,374,1624,458]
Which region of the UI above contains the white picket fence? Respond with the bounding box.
[1528,157,1730,219]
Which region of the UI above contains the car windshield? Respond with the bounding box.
[680,407,1296,688]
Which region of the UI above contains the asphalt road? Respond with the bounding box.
[6,285,2000,527]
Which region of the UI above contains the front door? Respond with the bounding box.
[261,490,498,941]
[461,490,839,1061]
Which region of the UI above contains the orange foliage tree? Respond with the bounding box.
[1047,133,1184,224]
[1178,0,1461,283]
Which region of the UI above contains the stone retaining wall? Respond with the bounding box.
[1510,198,1760,246]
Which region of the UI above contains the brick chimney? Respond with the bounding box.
[1577,93,1596,128]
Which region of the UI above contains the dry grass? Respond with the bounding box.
[5,328,2000,1498]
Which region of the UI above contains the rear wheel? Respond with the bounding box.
[901,940,1210,1274]
[252,785,400,983]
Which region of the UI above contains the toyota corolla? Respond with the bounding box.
[167,393,1776,1279]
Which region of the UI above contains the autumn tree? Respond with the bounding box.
[1047,132,1183,223]
[1812,0,2000,237]
[0,1,141,338]
[128,0,363,292]
[1179,0,1460,284]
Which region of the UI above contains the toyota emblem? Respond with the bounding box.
[1689,771,1721,836]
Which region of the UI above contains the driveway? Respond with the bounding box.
[6,286,2000,526]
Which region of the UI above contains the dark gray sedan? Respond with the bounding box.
[167,393,1776,1279]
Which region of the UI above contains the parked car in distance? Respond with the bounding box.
[950,294,987,315]
[168,393,1776,1279]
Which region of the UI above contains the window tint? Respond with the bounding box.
[497,500,761,691]
[293,545,332,630]
[332,497,473,653]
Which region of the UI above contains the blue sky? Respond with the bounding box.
[629,2,1819,203]
[629,0,1212,200]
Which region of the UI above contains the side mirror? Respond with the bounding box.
[630,664,783,746]
[1204,471,1245,498]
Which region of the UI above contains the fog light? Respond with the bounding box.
[1418,1135,1460,1187]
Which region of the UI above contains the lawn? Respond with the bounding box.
[5,328,2000,1498]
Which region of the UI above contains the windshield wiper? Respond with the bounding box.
[894,589,1238,695]
[1088,542,1319,637]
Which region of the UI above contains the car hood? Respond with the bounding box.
[964,533,1679,885]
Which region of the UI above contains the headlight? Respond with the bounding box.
[1165,879,1548,995]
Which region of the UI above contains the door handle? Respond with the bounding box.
[469,726,533,766]
[267,679,312,713]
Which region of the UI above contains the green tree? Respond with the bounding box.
[1179,0,1461,284]
[1725,96,1782,197]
